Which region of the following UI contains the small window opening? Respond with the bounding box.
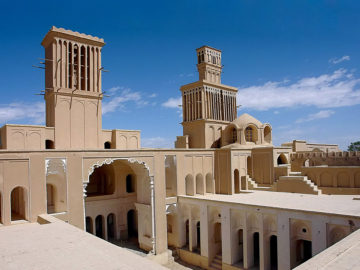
[104,141,111,149]
[126,174,135,193]
[45,140,55,149]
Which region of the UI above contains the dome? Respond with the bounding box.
[231,113,262,129]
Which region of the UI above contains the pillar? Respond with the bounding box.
[277,213,290,270]
[200,203,209,257]
[260,215,270,270]
[311,217,327,256]
[243,212,253,268]
[104,216,108,241]
[221,207,232,264]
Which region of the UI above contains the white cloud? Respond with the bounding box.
[329,55,350,64]
[162,97,182,108]
[237,69,360,110]
[296,110,335,123]
[141,137,173,148]
[102,87,149,114]
[0,102,44,125]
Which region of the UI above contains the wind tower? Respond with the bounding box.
[41,27,105,149]
[176,46,238,148]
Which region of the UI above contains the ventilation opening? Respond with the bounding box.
[45,140,55,149]
[104,141,111,149]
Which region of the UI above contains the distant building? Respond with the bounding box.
[0,27,359,270]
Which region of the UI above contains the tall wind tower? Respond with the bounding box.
[177,46,238,148]
[41,27,105,149]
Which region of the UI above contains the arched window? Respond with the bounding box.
[245,126,254,142]
[45,140,55,149]
[126,174,135,193]
[232,128,237,143]
[264,126,271,143]
[104,141,111,149]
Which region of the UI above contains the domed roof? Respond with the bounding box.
[231,113,262,128]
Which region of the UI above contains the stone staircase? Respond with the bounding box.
[276,174,322,195]
[209,253,222,270]
[247,177,276,191]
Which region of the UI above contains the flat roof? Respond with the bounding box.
[0,220,164,270]
[179,191,360,218]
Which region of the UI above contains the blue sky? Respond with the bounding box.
[0,0,359,149]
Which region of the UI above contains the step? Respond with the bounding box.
[213,259,222,265]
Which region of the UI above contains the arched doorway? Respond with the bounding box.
[107,213,116,240]
[238,229,244,262]
[234,169,240,193]
[86,216,93,234]
[95,215,104,239]
[46,184,55,214]
[277,154,288,165]
[11,186,27,221]
[253,232,260,267]
[296,240,312,265]
[85,158,151,252]
[214,222,222,254]
[270,235,278,270]
[127,209,138,239]
[196,221,201,253]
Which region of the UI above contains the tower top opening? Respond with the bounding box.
[41,26,105,48]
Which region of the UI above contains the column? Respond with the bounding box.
[71,43,75,88]
[84,45,88,91]
[243,212,253,268]
[104,218,108,241]
[77,44,81,90]
[221,207,232,264]
[61,40,66,88]
[260,215,270,270]
[89,47,93,91]
[200,203,209,257]
[182,95,186,121]
[311,217,327,256]
[98,48,102,92]
[277,213,290,270]
[186,93,189,121]
[189,208,194,252]
[93,48,98,92]
[65,42,69,88]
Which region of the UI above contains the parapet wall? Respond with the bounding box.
[291,151,360,171]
